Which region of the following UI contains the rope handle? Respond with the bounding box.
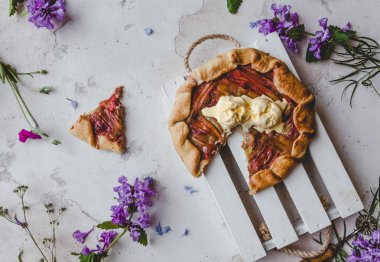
[184,34,241,72]
[277,226,332,259]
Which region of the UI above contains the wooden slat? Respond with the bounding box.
[308,115,363,217]
[263,206,340,250]
[162,79,267,261]
[227,130,298,248]
[283,164,331,233]
[203,156,266,261]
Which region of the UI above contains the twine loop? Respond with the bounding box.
[184,34,241,72]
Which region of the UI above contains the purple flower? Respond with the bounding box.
[113,176,134,206]
[137,213,150,228]
[98,230,117,253]
[250,19,276,35]
[129,224,141,241]
[81,246,93,256]
[308,18,332,60]
[133,177,155,213]
[72,227,94,244]
[347,230,380,262]
[250,4,301,52]
[80,230,117,255]
[27,0,66,30]
[18,129,42,143]
[343,21,352,32]
[110,204,129,226]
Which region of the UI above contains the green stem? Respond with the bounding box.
[17,70,47,77]
[9,81,38,129]
[304,31,315,36]
[104,212,134,253]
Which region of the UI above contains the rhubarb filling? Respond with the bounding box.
[187,65,300,170]
[89,87,125,143]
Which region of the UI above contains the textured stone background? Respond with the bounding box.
[0,0,379,261]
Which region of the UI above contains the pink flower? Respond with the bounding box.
[18,129,42,143]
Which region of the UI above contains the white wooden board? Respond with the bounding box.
[162,32,363,261]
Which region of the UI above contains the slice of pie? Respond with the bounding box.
[168,48,315,193]
[69,86,126,154]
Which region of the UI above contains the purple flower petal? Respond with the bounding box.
[319,17,328,30]
[110,204,129,226]
[162,226,171,234]
[155,222,163,235]
[137,213,150,228]
[66,98,78,110]
[182,228,189,236]
[184,185,198,194]
[81,246,93,256]
[308,18,333,60]
[129,224,141,241]
[18,129,42,143]
[98,230,117,253]
[144,27,153,36]
[343,21,352,32]
[72,227,94,244]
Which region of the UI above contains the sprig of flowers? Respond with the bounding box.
[251,4,380,106]
[71,176,156,261]
[0,60,60,145]
[9,0,66,30]
[0,185,66,261]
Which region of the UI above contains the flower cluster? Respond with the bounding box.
[347,230,380,261]
[72,176,155,260]
[250,4,301,52]
[308,18,332,60]
[27,0,66,30]
[112,176,155,241]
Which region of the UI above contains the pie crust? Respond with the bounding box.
[69,86,126,154]
[168,48,315,193]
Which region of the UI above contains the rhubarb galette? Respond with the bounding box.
[168,48,315,193]
[69,86,126,154]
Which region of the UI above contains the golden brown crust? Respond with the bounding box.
[69,114,125,154]
[69,115,96,148]
[168,48,315,192]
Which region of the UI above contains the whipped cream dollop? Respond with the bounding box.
[201,96,250,131]
[201,95,287,133]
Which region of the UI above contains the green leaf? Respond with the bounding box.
[227,0,243,14]
[137,228,148,247]
[286,24,305,41]
[97,221,122,230]
[329,25,356,44]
